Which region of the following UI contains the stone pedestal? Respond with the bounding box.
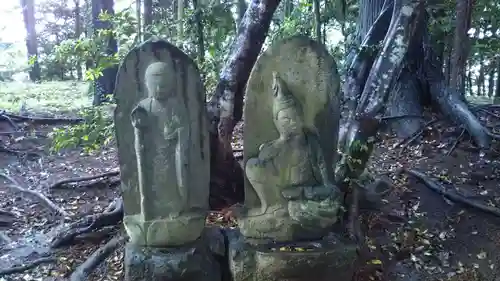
[228,230,357,281]
[125,228,225,281]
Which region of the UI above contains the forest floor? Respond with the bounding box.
[1,81,500,281]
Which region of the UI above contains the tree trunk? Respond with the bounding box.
[20,0,41,82]
[143,0,153,39]
[345,0,494,159]
[478,55,485,96]
[448,0,474,94]
[192,0,204,64]
[357,0,386,44]
[206,0,281,209]
[235,0,247,26]
[91,0,118,106]
[467,62,473,96]
[136,0,142,42]
[488,62,495,98]
[74,0,83,80]
[496,58,500,99]
[313,0,321,42]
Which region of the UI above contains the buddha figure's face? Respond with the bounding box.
[144,61,175,100]
[274,107,303,137]
[271,72,303,136]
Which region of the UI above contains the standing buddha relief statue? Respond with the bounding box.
[122,60,207,247]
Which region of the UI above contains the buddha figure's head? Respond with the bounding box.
[271,72,304,137]
[144,60,175,100]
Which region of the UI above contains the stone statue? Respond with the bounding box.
[114,39,219,281]
[123,60,206,247]
[230,36,356,281]
[114,39,210,247]
[239,72,341,241]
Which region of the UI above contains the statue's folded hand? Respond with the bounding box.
[303,184,340,201]
[281,186,303,200]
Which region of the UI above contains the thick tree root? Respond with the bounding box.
[0,173,68,217]
[70,236,125,281]
[478,108,500,119]
[405,169,500,217]
[0,110,84,125]
[0,113,19,130]
[51,198,123,248]
[0,257,56,277]
[0,145,41,158]
[49,170,120,189]
[0,131,48,139]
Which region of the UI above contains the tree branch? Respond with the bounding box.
[0,257,56,277]
[49,170,120,189]
[0,110,84,125]
[0,173,68,217]
[405,169,500,218]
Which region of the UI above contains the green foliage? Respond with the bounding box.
[0,44,29,81]
[49,105,114,154]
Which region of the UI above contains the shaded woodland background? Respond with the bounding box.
[1,0,500,280]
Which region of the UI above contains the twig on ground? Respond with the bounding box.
[405,169,500,217]
[0,257,56,276]
[0,110,84,125]
[51,198,123,248]
[70,236,125,281]
[49,170,120,189]
[447,127,465,156]
[395,118,439,156]
[0,173,68,217]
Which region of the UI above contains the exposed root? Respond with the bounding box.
[0,110,84,125]
[0,113,19,130]
[51,198,123,248]
[395,118,439,156]
[478,108,500,119]
[0,130,48,137]
[70,236,125,281]
[0,257,56,277]
[0,145,41,158]
[49,170,120,189]
[379,114,424,122]
[0,173,68,217]
[447,127,465,156]
[405,169,500,218]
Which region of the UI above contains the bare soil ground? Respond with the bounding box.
[1,81,500,281]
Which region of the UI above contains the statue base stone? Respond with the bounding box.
[228,230,357,281]
[125,227,225,281]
